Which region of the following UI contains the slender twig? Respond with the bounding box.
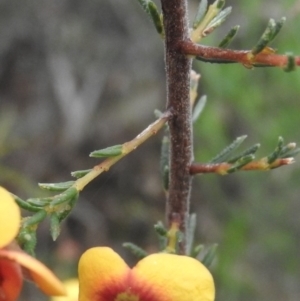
[178,40,300,68]
[161,0,193,254]
[75,111,171,191]
[190,158,294,175]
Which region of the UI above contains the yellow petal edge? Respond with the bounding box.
[0,186,21,248]
[78,247,129,301]
[78,247,215,301]
[134,253,215,301]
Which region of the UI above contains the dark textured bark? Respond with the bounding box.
[161,0,193,254]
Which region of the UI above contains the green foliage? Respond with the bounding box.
[251,18,286,56]
[192,2,300,299]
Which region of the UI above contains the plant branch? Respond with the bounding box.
[14,111,172,251]
[178,40,300,68]
[75,111,172,191]
[190,157,294,175]
[15,112,171,214]
[161,0,193,254]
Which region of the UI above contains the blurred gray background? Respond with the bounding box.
[0,0,300,300]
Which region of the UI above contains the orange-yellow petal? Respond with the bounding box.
[78,247,163,301]
[78,247,215,301]
[133,253,215,301]
[0,253,23,301]
[0,187,21,248]
[0,249,66,297]
[78,247,130,301]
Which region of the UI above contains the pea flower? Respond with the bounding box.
[0,186,66,301]
[78,247,215,301]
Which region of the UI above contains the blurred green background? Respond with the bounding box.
[0,0,299,300]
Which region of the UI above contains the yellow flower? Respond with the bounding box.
[0,186,66,301]
[78,247,215,301]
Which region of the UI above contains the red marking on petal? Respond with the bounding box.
[0,249,65,296]
[0,258,23,301]
[98,270,169,301]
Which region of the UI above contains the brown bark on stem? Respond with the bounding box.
[178,40,300,68]
[161,0,193,254]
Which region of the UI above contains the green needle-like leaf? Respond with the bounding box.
[271,17,286,41]
[154,221,168,237]
[227,154,255,173]
[191,0,226,42]
[90,145,123,158]
[136,0,164,36]
[57,193,79,222]
[148,2,164,36]
[154,109,164,118]
[218,25,240,48]
[191,244,205,258]
[13,194,40,212]
[251,17,285,56]
[281,148,300,158]
[18,228,37,256]
[27,197,53,207]
[123,242,148,259]
[71,169,92,178]
[204,6,232,36]
[160,135,169,173]
[192,95,207,123]
[227,143,260,163]
[278,142,296,157]
[193,0,208,29]
[160,133,170,191]
[50,213,61,241]
[51,187,79,206]
[201,244,218,267]
[186,213,197,256]
[275,141,299,159]
[136,0,150,15]
[162,166,169,191]
[154,221,168,250]
[251,19,276,55]
[216,0,225,9]
[210,135,247,163]
[267,136,284,164]
[22,210,47,228]
[38,181,75,192]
